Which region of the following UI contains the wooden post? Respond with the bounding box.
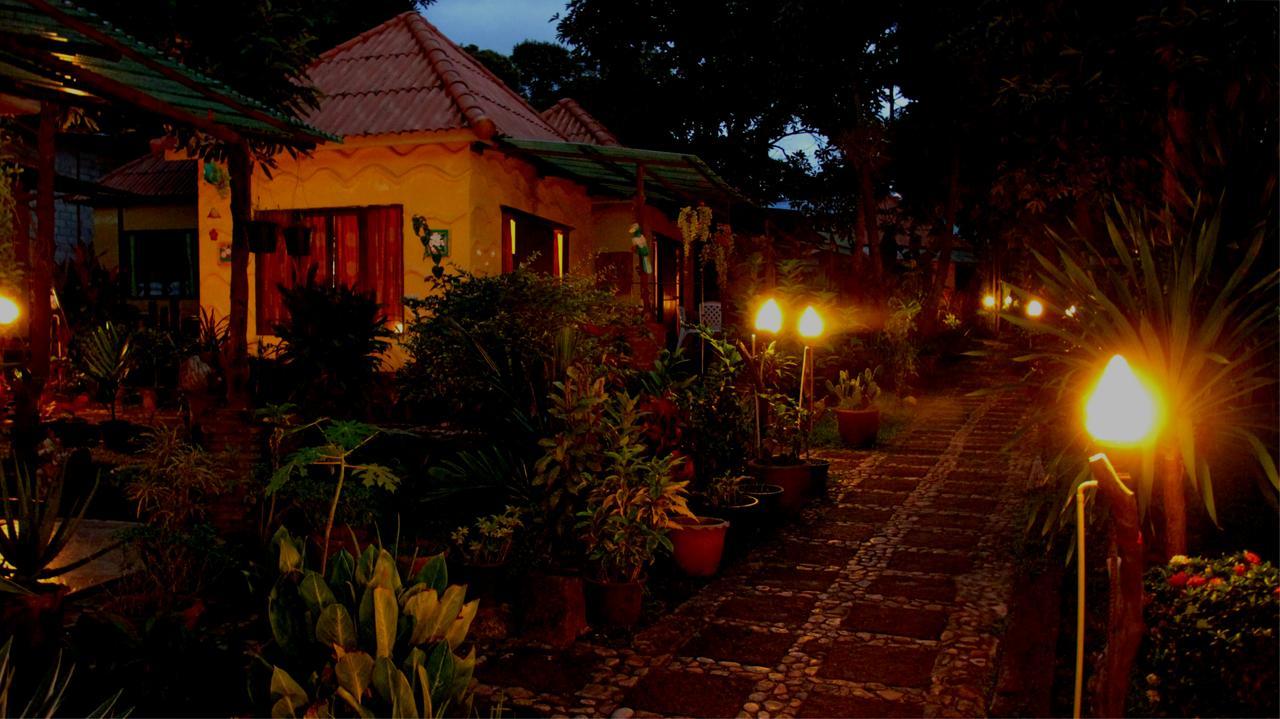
[1087,454,1145,719]
[29,101,57,384]
[634,163,653,318]
[1160,446,1187,559]
[225,143,252,406]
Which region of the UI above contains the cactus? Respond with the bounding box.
[265,527,478,719]
[826,368,881,410]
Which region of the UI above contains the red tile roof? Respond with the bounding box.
[541,98,620,146]
[98,154,196,199]
[304,12,566,141]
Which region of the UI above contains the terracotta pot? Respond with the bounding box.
[748,461,812,513]
[668,516,730,577]
[835,408,880,448]
[807,459,831,499]
[585,577,644,627]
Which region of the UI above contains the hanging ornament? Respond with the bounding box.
[630,223,652,274]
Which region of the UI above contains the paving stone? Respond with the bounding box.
[679,623,797,668]
[860,477,920,492]
[867,573,957,602]
[902,528,981,551]
[874,465,929,479]
[887,550,974,575]
[633,613,704,655]
[796,691,924,718]
[826,505,896,524]
[818,640,939,687]
[805,521,875,543]
[478,646,600,696]
[717,593,816,624]
[938,480,1004,497]
[842,602,949,640]
[840,490,909,508]
[751,565,840,592]
[913,512,987,531]
[935,495,1000,514]
[776,540,854,567]
[623,668,756,718]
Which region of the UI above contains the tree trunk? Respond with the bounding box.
[226,144,252,406]
[29,102,56,385]
[921,152,961,334]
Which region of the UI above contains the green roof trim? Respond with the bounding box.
[500,138,750,207]
[0,0,335,144]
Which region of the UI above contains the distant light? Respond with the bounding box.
[1025,299,1044,318]
[1085,355,1161,446]
[982,294,997,310]
[1066,305,1078,318]
[798,306,824,339]
[1003,294,1013,309]
[0,295,19,326]
[754,298,783,334]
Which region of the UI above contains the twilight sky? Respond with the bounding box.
[428,0,567,53]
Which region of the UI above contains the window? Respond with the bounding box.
[255,205,404,332]
[501,208,568,277]
[121,229,198,299]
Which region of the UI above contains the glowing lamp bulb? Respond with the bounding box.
[1025,299,1044,318]
[798,306,824,339]
[1085,354,1160,446]
[1066,305,1078,318]
[0,295,18,326]
[1003,294,1013,308]
[982,294,997,310]
[754,298,782,334]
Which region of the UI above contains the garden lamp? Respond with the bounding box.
[0,295,18,326]
[751,298,783,457]
[1025,299,1044,319]
[1072,354,1162,719]
[797,306,824,441]
[981,293,997,311]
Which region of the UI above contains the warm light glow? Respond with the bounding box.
[754,298,783,334]
[393,321,405,334]
[798,306,824,339]
[554,230,565,277]
[982,294,997,310]
[1003,294,1013,308]
[0,295,18,326]
[1066,305,1078,318]
[1025,299,1044,318]
[509,219,517,255]
[1085,354,1161,446]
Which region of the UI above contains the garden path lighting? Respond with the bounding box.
[1025,299,1044,318]
[1073,354,1161,718]
[1003,294,1013,309]
[0,295,18,326]
[1065,304,1078,318]
[796,306,824,440]
[981,293,997,310]
[752,298,783,457]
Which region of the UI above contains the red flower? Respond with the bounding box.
[1235,564,1247,576]
[1209,577,1224,587]
[1273,586,1280,597]
[1244,551,1261,565]
[1167,571,1189,588]
[1187,575,1207,588]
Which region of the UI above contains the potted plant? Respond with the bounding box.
[827,368,881,448]
[282,223,312,257]
[78,321,136,450]
[451,506,524,599]
[578,393,693,626]
[700,472,760,544]
[246,219,278,253]
[747,392,813,513]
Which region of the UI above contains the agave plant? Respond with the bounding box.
[78,321,133,420]
[0,637,127,717]
[0,460,115,589]
[1001,199,1277,533]
[265,528,477,719]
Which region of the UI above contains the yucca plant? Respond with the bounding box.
[78,321,133,420]
[999,199,1277,543]
[0,460,115,589]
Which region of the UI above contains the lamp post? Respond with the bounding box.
[752,298,783,458]
[1074,353,1161,719]
[796,306,824,444]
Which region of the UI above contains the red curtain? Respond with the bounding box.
[361,206,404,323]
[255,212,328,332]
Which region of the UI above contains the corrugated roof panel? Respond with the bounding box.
[98,154,196,198]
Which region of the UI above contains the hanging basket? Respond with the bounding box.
[283,225,312,257]
[246,220,278,253]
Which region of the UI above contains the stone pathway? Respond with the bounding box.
[476,373,1033,718]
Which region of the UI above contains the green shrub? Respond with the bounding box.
[1132,551,1279,717]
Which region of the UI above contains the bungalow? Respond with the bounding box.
[96,11,743,351]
